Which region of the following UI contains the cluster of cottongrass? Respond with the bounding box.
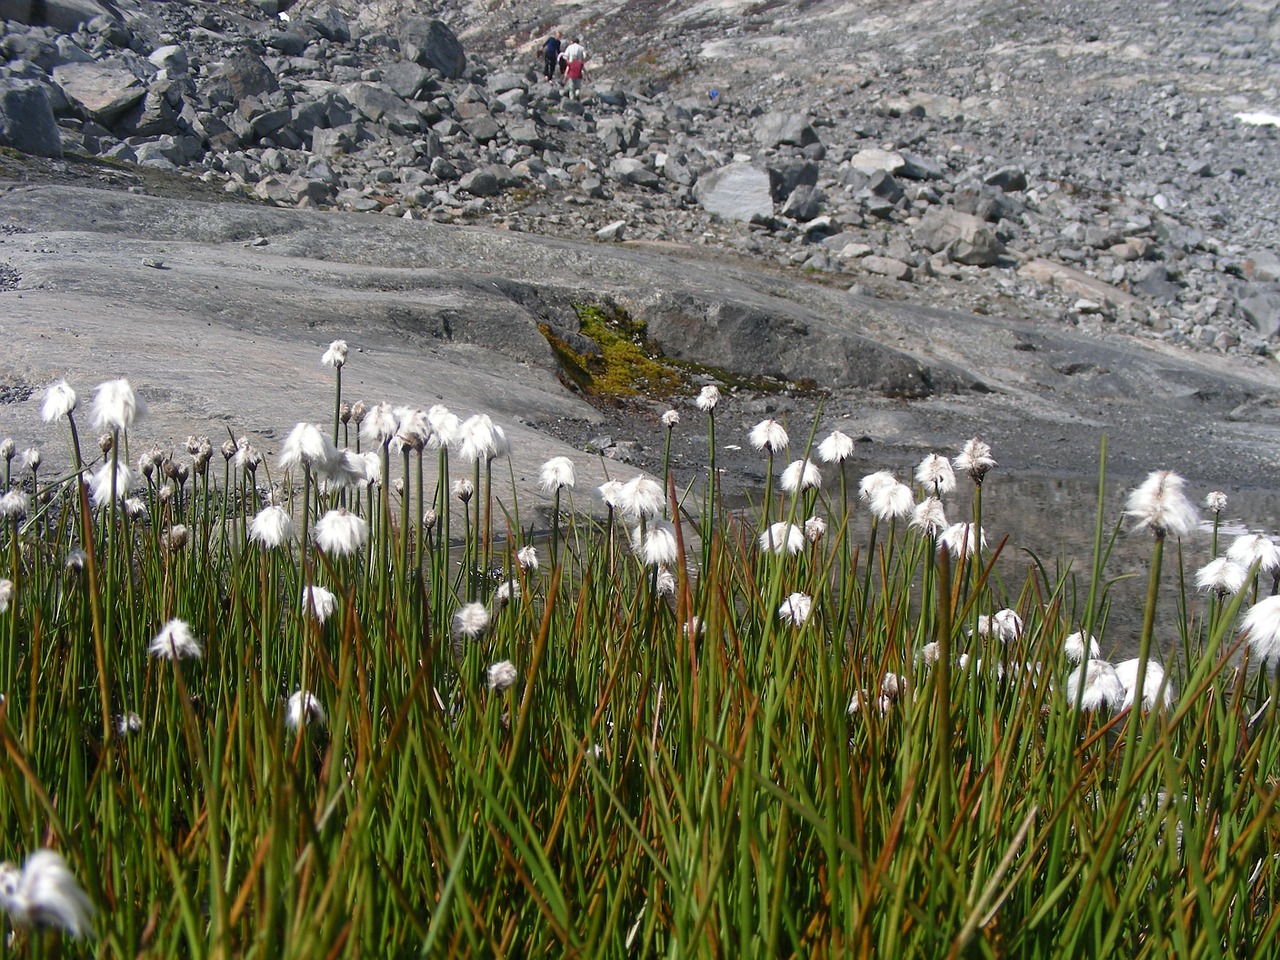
[0,344,1277,956]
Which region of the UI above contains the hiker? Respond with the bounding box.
[541,31,561,81]
[563,36,586,66]
[564,53,586,99]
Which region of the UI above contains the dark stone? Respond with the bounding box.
[767,160,818,202]
[0,81,62,157]
[205,51,278,105]
[399,19,466,80]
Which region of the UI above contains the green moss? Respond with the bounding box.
[539,303,824,403]
[547,304,685,399]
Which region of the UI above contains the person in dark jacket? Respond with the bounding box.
[542,32,562,81]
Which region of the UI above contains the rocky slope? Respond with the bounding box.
[1,0,1279,508]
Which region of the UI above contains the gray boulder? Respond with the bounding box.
[866,170,904,204]
[849,148,905,176]
[488,72,528,95]
[985,166,1028,192]
[400,19,466,80]
[1245,250,1280,283]
[596,220,626,242]
[913,208,1006,266]
[148,44,189,76]
[303,4,351,43]
[1131,264,1182,303]
[767,160,818,202]
[1236,285,1280,338]
[781,184,822,221]
[694,162,773,222]
[459,168,500,196]
[0,81,61,157]
[464,115,501,143]
[51,60,145,126]
[382,60,432,100]
[205,52,278,105]
[0,0,113,31]
[862,256,913,281]
[343,83,423,131]
[610,157,660,188]
[754,110,819,148]
[898,151,946,180]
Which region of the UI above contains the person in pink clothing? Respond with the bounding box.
[564,54,586,99]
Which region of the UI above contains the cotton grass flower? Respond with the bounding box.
[1066,659,1125,712]
[654,566,676,596]
[778,592,813,626]
[321,339,348,369]
[694,385,720,412]
[940,522,986,559]
[1114,658,1176,711]
[1205,491,1228,515]
[974,609,1021,643]
[915,454,956,495]
[758,522,804,556]
[516,545,539,571]
[279,422,336,474]
[636,521,679,567]
[249,504,294,549]
[91,378,145,431]
[0,490,28,518]
[0,579,12,614]
[617,476,664,522]
[540,456,576,492]
[748,419,789,454]
[285,690,326,730]
[148,618,202,660]
[0,849,95,938]
[40,380,77,422]
[320,449,370,492]
[89,460,133,507]
[1063,631,1100,663]
[1242,595,1280,666]
[1226,534,1280,575]
[869,480,915,522]
[818,430,854,464]
[1196,557,1247,597]
[458,414,509,462]
[597,480,624,511]
[453,602,490,640]
[910,497,947,537]
[779,459,821,493]
[301,585,338,624]
[427,405,460,447]
[313,509,368,557]
[487,660,518,692]
[21,448,40,473]
[453,479,474,503]
[494,579,521,605]
[804,516,826,543]
[661,409,680,429]
[393,409,432,451]
[861,471,896,503]
[116,712,142,736]
[359,402,399,445]
[64,547,88,573]
[1125,470,1198,537]
[953,438,996,484]
[164,525,190,552]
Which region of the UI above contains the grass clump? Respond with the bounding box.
[0,357,1277,957]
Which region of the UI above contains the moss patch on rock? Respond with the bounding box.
[539,302,820,403]
[540,303,686,399]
